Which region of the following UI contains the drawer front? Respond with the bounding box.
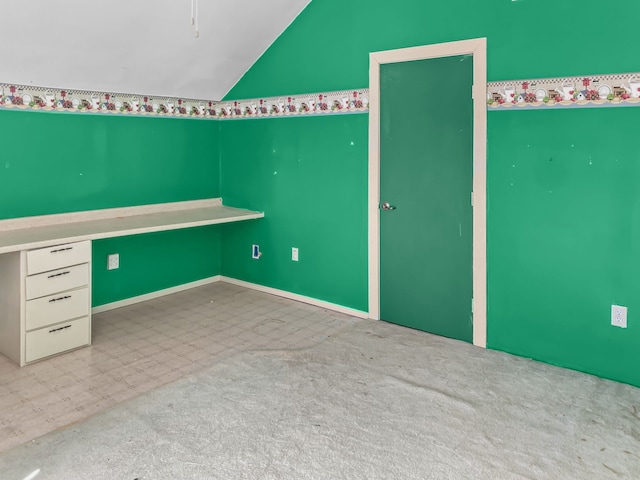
[26,287,90,331]
[26,263,89,300]
[27,240,91,275]
[25,316,90,363]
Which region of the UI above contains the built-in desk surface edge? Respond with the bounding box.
[0,198,264,254]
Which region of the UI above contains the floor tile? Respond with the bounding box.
[0,282,356,453]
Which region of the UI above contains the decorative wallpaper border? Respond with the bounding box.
[3,71,639,120]
[487,72,640,110]
[0,83,369,120]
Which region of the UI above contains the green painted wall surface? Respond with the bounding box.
[488,107,640,387]
[220,115,368,311]
[0,110,219,219]
[224,0,640,387]
[226,0,640,99]
[0,110,221,308]
[92,226,221,307]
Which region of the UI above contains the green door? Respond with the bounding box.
[379,55,473,342]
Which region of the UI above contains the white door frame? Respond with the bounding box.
[368,38,487,348]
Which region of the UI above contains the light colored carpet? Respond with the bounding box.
[2,319,639,479]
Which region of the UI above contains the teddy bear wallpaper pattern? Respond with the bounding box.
[0,84,370,119]
[2,71,640,120]
[487,72,640,110]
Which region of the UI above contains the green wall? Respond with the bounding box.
[0,110,222,306]
[226,0,640,99]
[0,110,219,218]
[224,0,640,387]
[92,227,221,307]
[220,115,368,311]
[488,107,640,386]
[4,0,640,386]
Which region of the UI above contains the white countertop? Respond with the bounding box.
[0,200,264,254]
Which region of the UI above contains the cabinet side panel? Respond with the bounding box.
[0,253,23,364]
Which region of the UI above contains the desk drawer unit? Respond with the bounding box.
[20,240,92,365]
[25,316,90,363]
[27,240,91,275]
[25,287,90,331]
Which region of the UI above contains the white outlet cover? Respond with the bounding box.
[611,305,627,328]
[107,253,120,270]
[292,247,299,262]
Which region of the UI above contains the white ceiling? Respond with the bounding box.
[0,0,310,100]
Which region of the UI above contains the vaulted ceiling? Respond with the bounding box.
[0,0,310,100]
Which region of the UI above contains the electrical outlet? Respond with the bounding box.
[611,305,627,328]
[292,247,299,262]
[252,244,261,259]
[107,253,119,270]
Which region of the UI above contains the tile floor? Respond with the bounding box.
[0,282,359,453]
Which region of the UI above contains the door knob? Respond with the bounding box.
[380,202,396,210]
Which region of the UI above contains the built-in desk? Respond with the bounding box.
[0,198,264,366]
[0,198,264,254]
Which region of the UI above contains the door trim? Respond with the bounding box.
[368,38,487,348]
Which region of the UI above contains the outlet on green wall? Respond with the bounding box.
[220,115,368,312]
[92,226,222,307]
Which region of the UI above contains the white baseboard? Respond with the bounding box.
[92,274,369,319]
[92,276,221,314]
[220,276,369,319]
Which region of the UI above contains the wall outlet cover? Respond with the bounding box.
[611,305,627,328]
[252,244,261,259]
[292,247,299,262]
[107,253,119,270]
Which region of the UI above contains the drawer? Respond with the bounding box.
[27,240,91,275]
[25,316,90,363]
[26,287,90,331]
[26,263,89,300]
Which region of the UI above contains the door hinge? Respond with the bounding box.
[471,297,474,314]
[472,84,474,100]
[471,192,474,207]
